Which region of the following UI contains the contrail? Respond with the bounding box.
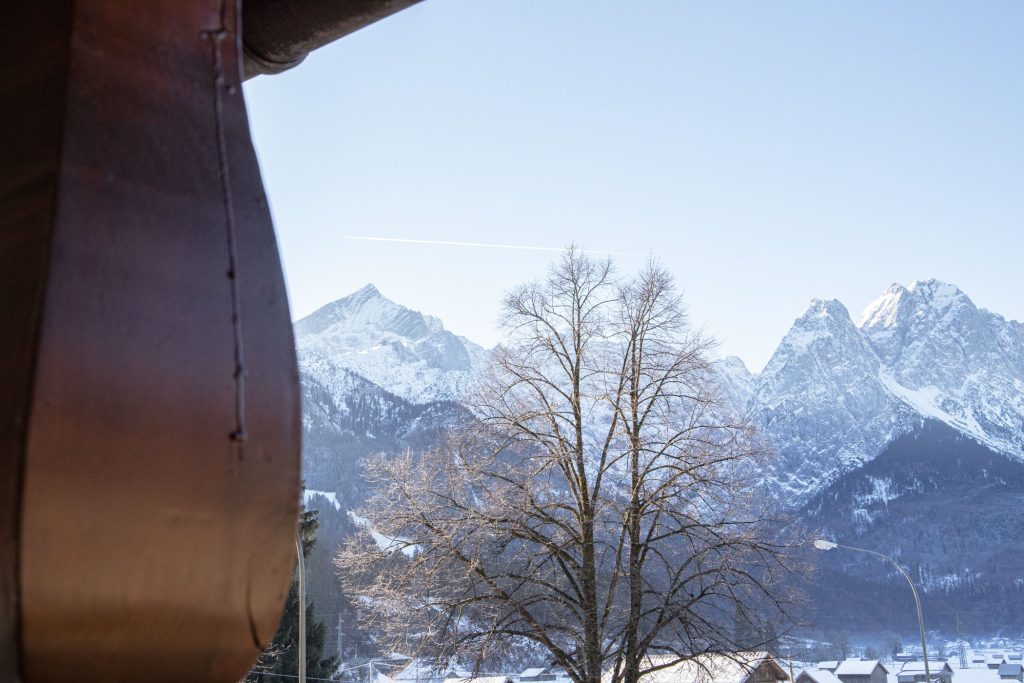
[342,235,796,266]
[343,235,646,257]
[345,235,565,252]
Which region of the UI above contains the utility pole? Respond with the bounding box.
[956,614,966,669]
[337,613,344,662]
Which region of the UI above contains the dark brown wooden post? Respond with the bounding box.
[1,2,300,681]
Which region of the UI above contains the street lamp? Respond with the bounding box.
[296,533,307,683]
[813,539,930,683]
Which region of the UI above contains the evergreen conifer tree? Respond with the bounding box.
[244,507,339,682]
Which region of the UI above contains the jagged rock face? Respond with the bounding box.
[747,299,912,504]
[746,280,1024,506]
[295,281,1024,639]
[294,284,489,404]
[714,356,756,412]
[299,281,1024,510]
[299,350,468,494]
[859,279,1024,459]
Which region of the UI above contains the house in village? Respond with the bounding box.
[387,658,461,683]
[834,660,889,683]
[445,677,513,683]
[520,668,559,683]
[991,656,1009,670]
[612,652,789,683]
[897,660,954,683]
[999,664,1024,682]
[972,656,987,667]
[796,668,843,683]
[817,663,840,673]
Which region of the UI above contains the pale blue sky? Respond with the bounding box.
[244,1,1022,372]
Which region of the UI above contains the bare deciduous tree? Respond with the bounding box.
[338,248,795,683]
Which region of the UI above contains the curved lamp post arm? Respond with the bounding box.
[814,540,930,683]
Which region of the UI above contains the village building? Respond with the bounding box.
[796,668,843,683]
[999,664,1024,682]
[609,652,789,683]
[388,658,461,683]
[834,660,889,683]
[897,660,954,683]
[445,677,513,683]
[991,656,1009,670]
[817,663,840,673]
[520,669,559,683]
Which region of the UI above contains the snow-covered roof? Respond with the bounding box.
[835,660,887,676]
[521,669,549,678]
[612,652,788,683]
[395,659,457,681]
[999,664,1023,676]
[445,677,512,683]
[818,663,840,671]
[899,661,952,674]
[799,669,843,683]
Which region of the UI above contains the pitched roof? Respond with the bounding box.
[899,661,952,674]
[818,663,840,671]
[397,660,457,681]
[999,663,1024,676]
[614,652,789,683]
[521,670,549,679]
[835,660,888,676]
[799,669,843,683]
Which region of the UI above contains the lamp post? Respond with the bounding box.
[296,533,307,683]
[813,540,929,683]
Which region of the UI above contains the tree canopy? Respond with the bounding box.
[339,248,796,683]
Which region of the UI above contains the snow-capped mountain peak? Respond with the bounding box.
[748,292,901,502]
[295,283,445,341]
[857,283,911,329]
[909,277,970,312]
[295,285,489,404]
[770,297,863,360]
[859,279,973,331]
[750,278,1024,505]
[806,297,849,318]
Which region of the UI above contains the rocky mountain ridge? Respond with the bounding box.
[295,284,489,405]
[738,278,1024,505]
[295,280,1024,643]
[298,279,1024,507]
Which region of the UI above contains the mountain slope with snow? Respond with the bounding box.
[860,279,1024,459]
[747,298,913,503]
[747,279,1024,505]
[296,279,1024,642]
[714,356,756,412]
[295,284,489,404]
